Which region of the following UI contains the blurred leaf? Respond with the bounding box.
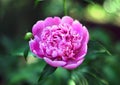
[44,0,63,16]
[84,71,109,85]
[77,67,109,85]
[71,71,88,85]
[115,42,120,54]
[24,46,29,61]
[34,0,43,7]
[88,40,111,56]
[89,29,111,46]
[38,64,57,83]
[9,60,45,85]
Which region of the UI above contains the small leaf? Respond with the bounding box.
[24,46,29,61]
[38,64,57,83]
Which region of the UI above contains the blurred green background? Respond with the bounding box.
[0,0,120,85]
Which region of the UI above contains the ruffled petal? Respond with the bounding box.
[44,57,66,67]
[29,40,36,53]
[76,44,87,60]
[63,58,84,69]
[29,36,44,58]
[44,17,61,27]
[82,26,89,43]
[72,20,89,43]
[72,20,84,35]
[61,16,73,24]
[32,20,44,36]
[53,17,61,25]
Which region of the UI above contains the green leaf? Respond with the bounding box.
[38,64,57,83]
[34,0,43,7]
[84,71,109,85]
[79,67,109,85]
[71,71,88,85]
[88,40,111,56]
[23,46,29,61]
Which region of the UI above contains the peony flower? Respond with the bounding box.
[29,16,89,69]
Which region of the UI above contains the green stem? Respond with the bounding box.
[63,0,67,15]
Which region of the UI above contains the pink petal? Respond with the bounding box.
[76,44,87,60]
[82,26,89,43]
[44,17,61,27]
[44,17,54,27]
[53,17,61,25]
[44,57,66,67]
[72,20,89,43]
[63,58,84,70]
[72,20,89,60]
[61,16,73,24]
[29,37,39,54]
[29,36,44,58]
[32,20,44,36]
[29,40,35,52]
[72,20,84,35]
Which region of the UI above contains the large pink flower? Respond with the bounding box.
[29,16,89,69]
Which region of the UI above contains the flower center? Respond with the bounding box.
[40,23,82,60]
